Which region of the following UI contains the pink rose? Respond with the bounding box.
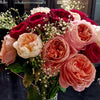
[59,54,96,92]
[64,20,95,51]
[43,35,70,76]
[13,33,42,59]
[0,35,16,65]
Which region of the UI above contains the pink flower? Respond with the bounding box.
[64,20,95,51]
[0,35,16,65]
[59,54,96,92]
[43,35,70,76]
[13,33,42,59]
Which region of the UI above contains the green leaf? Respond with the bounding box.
[60,86,66,93]
[23,73,34,88]
[22,62,33,74]
[50,86,59,99]
[8,62,24,73]
[27,86,42,100]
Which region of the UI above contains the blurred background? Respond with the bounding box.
[0,0,99,24]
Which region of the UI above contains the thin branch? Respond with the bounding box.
[11,71,39,90]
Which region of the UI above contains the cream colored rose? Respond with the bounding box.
[30,7,50,15]
[70,11,81,20]
[93,25,100,47]
[13,33,42,58]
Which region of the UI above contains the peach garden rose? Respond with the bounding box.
[43,35,70,76]
[59,54,96,92]
[13,33,43,59]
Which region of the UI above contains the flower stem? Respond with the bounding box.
[11,71,39,91]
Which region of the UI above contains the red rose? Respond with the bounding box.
[81,43,100,63]
[43,36,70,76]
[71,9,97,25]
[10,22,27,39]
[85,18,97,26]
[49,9,74,23]
[71,9,88,19]
[26,12,48,32]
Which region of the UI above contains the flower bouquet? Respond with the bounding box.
[0,6,100,100]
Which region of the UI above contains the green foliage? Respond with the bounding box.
[23,73,34,88]
[7,59,33,74]
[50,86,59,99]
[8,62,24,73]
[27,86,42,100]
[60,86,66,93]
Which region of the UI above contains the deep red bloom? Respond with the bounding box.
[10,22,27,39]
[49,9,74,23]
[26,12,48,32]
[85,18,97,26]
[10,12,49,39]
[71,9,88,19]
[81,43,100,63]
[71,9,97,25]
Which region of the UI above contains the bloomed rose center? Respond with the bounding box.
[78,24,92,41]
[47,40,65,60]
[73,57,87,76]
[20,34,37,51]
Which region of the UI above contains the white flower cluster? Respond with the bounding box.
[30,7,50,15]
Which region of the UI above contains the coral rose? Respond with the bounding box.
[81,43,100,63]
[0,35,16,65]
[43,36,70,76]
[43,35,70,63]
[13,33,42,58]
[10,22,27,39]
[59,54,96,92]
[64,20,95,51]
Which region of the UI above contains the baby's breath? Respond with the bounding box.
[61,0,87,11]
[0,10,16,29]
